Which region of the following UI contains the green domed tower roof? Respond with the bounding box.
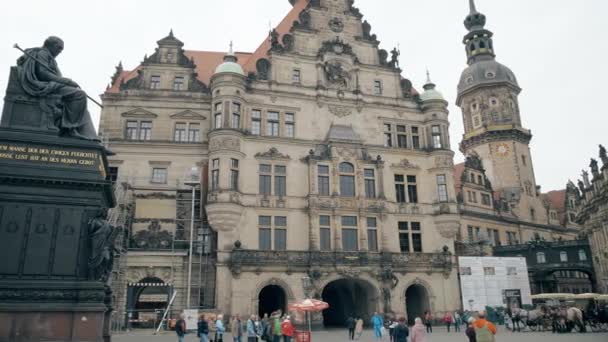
[420,71,445,102]
[214,42,245,76]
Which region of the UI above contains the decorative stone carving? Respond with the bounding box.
[389,48,400,69]
[121,108,158,119]
[318,38,357,60]
[293,10,312,30]
[590,158,600,179]
[324,61,351,88]
[434,156,454,168]
[329,17,344,33]
[436,223,460,239]
[391,159,420,170]
[400,79,413,98]
[599,145,608,167]
[336,267,361,279]
[282,34,294,52]
[209,137,240,152]
[255,147,291,160]
[88,209,122,283]
[328,105,353,118]
[135,192,177,200]
[130,220,174,250]
[378,49,389,66]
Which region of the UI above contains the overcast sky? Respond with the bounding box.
[1,0,606,191]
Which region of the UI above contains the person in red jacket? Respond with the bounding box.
[280,316,295,342]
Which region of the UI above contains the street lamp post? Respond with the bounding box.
[184,167,200,309]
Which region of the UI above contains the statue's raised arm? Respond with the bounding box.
[14,36,99,141]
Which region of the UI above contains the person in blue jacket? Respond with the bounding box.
[371,312,384,339]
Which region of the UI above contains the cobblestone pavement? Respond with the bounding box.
[113,327,608,342]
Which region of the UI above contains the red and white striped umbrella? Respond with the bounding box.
[288,298,329,312]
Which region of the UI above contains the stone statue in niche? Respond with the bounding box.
[324,61,350,88]
[88,209,122,283]
[13,36,99,140]
[256,58,271,80]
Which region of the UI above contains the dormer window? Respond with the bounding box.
[292,69,301,83]
[485,71,496,79]
[173,76,185,91]
[150,75,161,89]
[489,97,499,107]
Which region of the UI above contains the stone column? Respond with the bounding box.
[359,210,368,251]
[309,210,320,251]
[376,159,386,199]
[333,211,342,251]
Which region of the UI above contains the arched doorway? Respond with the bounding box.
[128,277,172,329]
[405,285,429,326]
[321,279,378,327]
[258,285,287,318]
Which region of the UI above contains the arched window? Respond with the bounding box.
[339,162,355,197]
[536,252,546,264]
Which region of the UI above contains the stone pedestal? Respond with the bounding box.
[0,128,115,342]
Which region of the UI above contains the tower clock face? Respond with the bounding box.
[495,143,510,157]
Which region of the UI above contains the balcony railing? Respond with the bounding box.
[229,249,453,274]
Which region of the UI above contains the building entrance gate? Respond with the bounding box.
[321,279,378,327]
[405,284,429,326]
[258,285,287,318]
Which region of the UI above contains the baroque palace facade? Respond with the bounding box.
[98,0,588,327]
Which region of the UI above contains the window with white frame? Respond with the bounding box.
[266,111,280,136]
[341,216,358,251]
[173,76,184,91]
[126,121,139,140]
[367,217,378,252]
[536,252,546,264]
[437,174,448,202]
[150,75,161,89]
[397,125,407,148]
[188,123,200,142]
[174,123,187,142]
[151,168,168,184]
[292,69,301,83]
[251,109,261,135]
[319,215,331,251]
[374,80,383,95]
[285,113,295,138]
[139,121,152,141]
[431,125,443,149]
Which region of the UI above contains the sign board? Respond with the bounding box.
[138,294,169,303]
[183,309,199,330]
[458,256,532,311]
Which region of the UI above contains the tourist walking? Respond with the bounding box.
[465,317,477,342]
[176,313,187,342]
[443,311,453,332]
[393,317,409,342]
[347,315,356,340]
[423,311,433,333]
[216,315,226,342]
[280,316,295,342]
[473,311,496,342]
[247,315,258,342]
[371,312,384,339]
[231,314,244,342]
[454,311,462,332]
[410,318,427,342]
[209,315,217,342]
[198,314,210,342]
[355,317,364,340]
[387,316,396,342]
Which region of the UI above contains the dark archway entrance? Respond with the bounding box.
[127,277,172,329]
[321,279,377,327]
[258,285,287,318]
[405,285,429,326]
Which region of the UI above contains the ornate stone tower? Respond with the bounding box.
[456,0,545,223]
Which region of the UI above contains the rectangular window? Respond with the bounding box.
[275,216,287,250]
[411,126,421,149]
[211,159,220,190]
[108,166,119,183]
[364,169,376,198]
[395,174,406,203]
[560,251,568,262]
[150,75,161,89]
[251,109,262,135]
[188,123,201,142]
[367,217,378,252]
[126,120,138,140]
[139,121,152,141]
[468,226,474,242]
[214,103,222,129]
[231,103,241,129]
[151,168,168,184]
[536,252,546,264]
[407,175,418,203]
[374,80,383,95]
[320,215,331,251]
[507,231,517,245]
[340,175,355,197]
[384,123,393,147]
[266,111,280,136]
[230,158,239,191]
[579,250,587,261]
[318,165,330,196]
[259,164,272,196]
[397,125,407,148]
[432,125,442,149]
[285,113,295,138]
[481,193,492,206]
[437,174,448,202]
[341,216,358,251]
[292,69,301,83]
[174,123,187,142]
[411,222,422,252]
[274,165,287,197]
[173,76,184,91]
[259,216,272,250]
[399,222,410,253]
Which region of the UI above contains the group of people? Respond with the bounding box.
[347,310,497,342]
[175,311,295,342]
